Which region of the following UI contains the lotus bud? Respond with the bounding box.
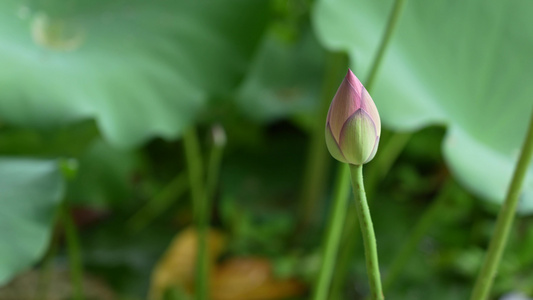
[325,69,381,165]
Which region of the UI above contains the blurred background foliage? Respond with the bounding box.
[0,0,532,299]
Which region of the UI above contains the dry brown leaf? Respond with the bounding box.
[149,227,306,300]
[149,226,226,300]
[211,257,306,300]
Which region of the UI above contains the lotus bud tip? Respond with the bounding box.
[325,69,381,165]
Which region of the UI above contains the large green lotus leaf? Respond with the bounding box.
[0,0,269,148]
[444,127,533,213]
[0,158,65,285]
[313,0,533,212]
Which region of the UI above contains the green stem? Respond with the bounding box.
[328,0,410,295]
[299,52,348,226]
[196,126,226,300]
[183,127,204,219]
[205,125,226,207]
[62,203,84,300]
[316,0,408,296]
[328,213,360,300]
[349,164,384,300]
[470,109,533,300]
[382,179,452,292]
[182,127,208,300]
[312,164,351,300]
[329,132,411,299]
[365,0,408,91]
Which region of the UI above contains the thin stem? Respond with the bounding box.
[182,127,207,300]
[470,109,533,300]
[328,131,411,299]
[196,126,226,300]
[62,203,84,300]
[183,127,204,219]
[328,213,360,300]
[349,164,384,300]
[382,179,452,292]
[205,125,226,207]
[321,0,409,296]
[128,172,188,232]
[299,52,348,226]
[312,164,351,300]
[328,0,410,294]
[365,0,408,91]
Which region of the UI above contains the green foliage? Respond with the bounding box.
[313,0,533,211]
[0,0,270,147]
[0,1,532,299]
[0,159,64,284]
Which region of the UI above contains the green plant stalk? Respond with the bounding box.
[299,52,347,226]
[365,0,408,91]
[128,172,188,232]
[182,127,208,300]
[183,127,205,219]
[197,130,226,300]
[204,131,225,210]
[312,164,351,300]
[381,179,452,292]
[349,164,384,300]
[328,0,410,295]
[328,131,409,299]
[470,109,533,300]
[62,202,84,300]
[328,212,360,300]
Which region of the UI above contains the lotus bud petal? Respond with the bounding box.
[325,69,381,165]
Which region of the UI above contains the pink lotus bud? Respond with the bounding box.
[325,69,381,165]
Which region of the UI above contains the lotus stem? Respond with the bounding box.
[182,127,208,300]
[470,108,533,300]
[62,202,84,300]
[349,164,384,300]
[365,0,408,91]
[312,164,351,300]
